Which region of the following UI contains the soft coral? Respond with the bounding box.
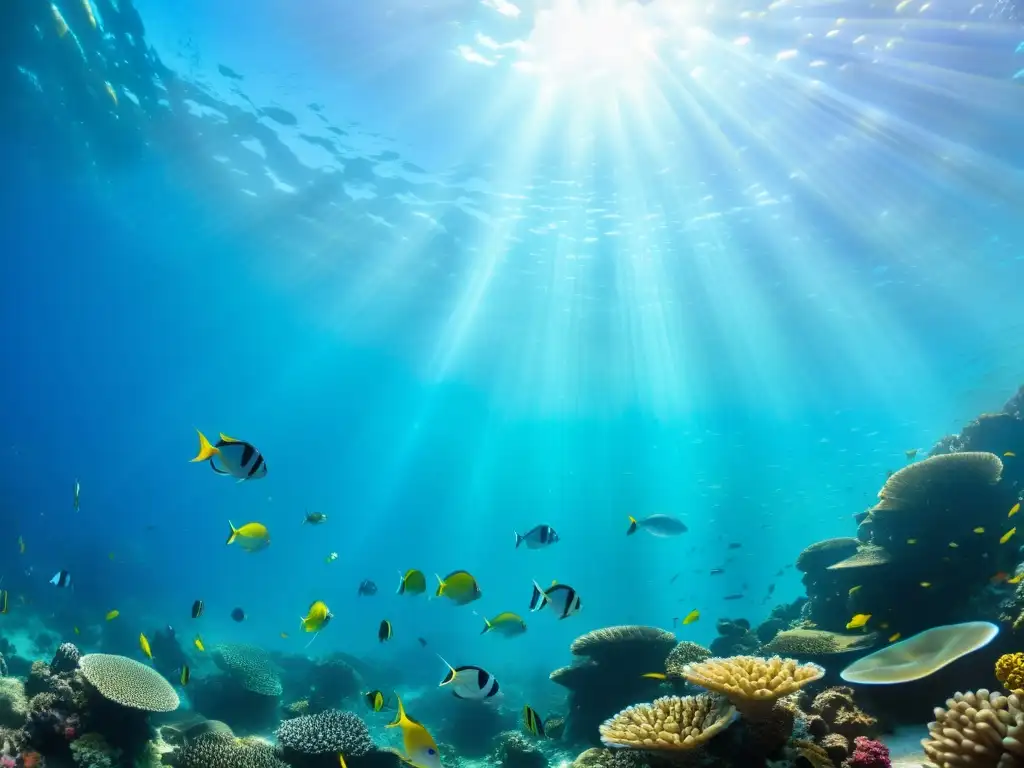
[843,736,891,768]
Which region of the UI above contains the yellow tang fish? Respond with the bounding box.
[226,520,270,552]
[300,601,333,633]
[846,613,871,630]
[888,632,901,643]
[1002,527,1017,545]
[974,527,986,534]
[105,610,119,621]
[194,635,205,652]
[1011,503,1021,519]
[139,632,152,660]
[681,609,700,625]
[386,695,442,768]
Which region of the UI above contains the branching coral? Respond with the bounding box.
[843,736,890,768]
[598,695,735,750]
[996,653,1024,694]
[70,732,121,768]
[681,656,824,716]
[921,688,1024,768]
[810,687,877,739]
[178,732,288,768]
[79,654,179,712]
[275,710,372,757]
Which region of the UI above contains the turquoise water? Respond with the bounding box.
[1,0,1024,764]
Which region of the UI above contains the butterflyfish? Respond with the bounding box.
[523,705,545,737]
[434,571,481,605]
[529,581,581,619]
[191,430,267,481]
[437,655,501,700]
[378,619,393,643]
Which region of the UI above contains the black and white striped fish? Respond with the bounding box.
[50,570,72,588]
[514,525,559,549]
[191,430,267,482]
[529,580,581,619]
[438,655,502,701]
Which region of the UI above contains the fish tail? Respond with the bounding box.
[397,571,405,595]
[480,616,492,634]
[434,573,445,597]
[529,580,548,612]
[387,695,405,728]
[226,521,238,546]
[437,654,456,684]
[191,429,219,463]
[514,530,523,548]
[626,516,638,536]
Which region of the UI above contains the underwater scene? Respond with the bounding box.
[3,0,1024,767]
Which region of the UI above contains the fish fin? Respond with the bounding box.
[529,581,548,612]
[626,516,638,536]
[236,477,247,484]
[304,631,319,650]
[226,522,238,546]
[514,530,523,548]
[219,433,240,443]
[209,459,229,475]
[387,695,406,728]
[397,571,406,595]
[434,573,445,597]
[191,430,219,462]
[437,654,457,685]
[339,754,348,768]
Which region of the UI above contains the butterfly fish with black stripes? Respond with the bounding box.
[436,655,502,701]
[190,430,267,482]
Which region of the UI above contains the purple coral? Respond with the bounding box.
[843,736,890,768]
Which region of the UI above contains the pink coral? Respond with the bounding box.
[843,736,890,768]
[1,757,15,768]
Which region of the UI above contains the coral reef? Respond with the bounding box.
[598,694,735,750]
[808,688,877,740]
[308,656,361,713]
[69,732,120,768]
[78,654,179,712]
[0,680,27,730]
[51,644,81,676]
[492,730,547,768]
[213,644,283,697]
[177,732,289,768]
[996,653,1024,693]
[275,709,373,766]
[191,674,281,736]
[680,656,824,717]
[760,630,876,662]
[710,620,760,658]
[552,626,677,746]
[842,737,889,768]
[431,689,513,757]
[664,642,712,679]
[921,688,1024,768]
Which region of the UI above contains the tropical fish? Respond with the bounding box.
[437,655,502,700]
[709,568,725,575]
[50,570,72,588]
[434,571,481,605]
[0,590,8,614]
[849,585,862,596]
[523,705,545,737]
[194,635,206,652]
[191,430,267,481]
[280,632,289,639]
[418,637,428,647]
[304,511,328,525]
[626,514,688,537]
[642,673,668,680]
[358,579,378,597]
[105,610,119,621]
[1002,528,1017,545]
[226,521,270,552]
[73,479,80,512]
[139,633,152,660]
[51,3,69,37]
[974,527,986,534]
[326,552,339,564]
[907,539,918,545]
[529,581,581,619]
[386,695,442,768]
[231,607,245,622]
[1011,502,1021,519]
[18,536,24,555]
[379,619,393,643]
[888,633,902,643]
[846,614,871,630]
[365,690,389,712]
[398,570,427,596]
[1011,574,1024,585]
[180,665,190,686]
[680,609,700,626]
[300,601,333,633]
[949,542,959,548]
[724,594,744,601]
[920,582,932,588]
[480,612,527,637]
[191,600,204,619]
[1006,452,1017,458]
[727,543,742,550]
[103,82,118,106]
[514,525,559,549]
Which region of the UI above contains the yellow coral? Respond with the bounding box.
[681,656,824,715]
[996,653,1024,693]
[598,695,735,751]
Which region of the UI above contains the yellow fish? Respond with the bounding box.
[1010,574,1024,585]
[339,756,348,768]
[681,609,700,625]
[1011,503,1021,519]
[974,527,986,534]
[1002,527,1017,545]
[1006,452,1017,458]
[139,632,152,660]
[398,569,427,596]
[18,536,25,555]
[300,601,333,633]
[920,582,932,588]
[226,521,270,552]
[180,665,190,686]
[194,635,205,652]
[907,538,918,545]
[888,632,901,643]
[51,4,69,37]
[386,695,442,768]
[642,673,668,680]
[949,542,959,548]
[848,585,861,596]
[845,613,871,630]
[105,610,119,621]
[74,626,80,635]
[434,571,481,605]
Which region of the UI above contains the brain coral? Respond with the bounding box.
[996,653,1024,694]
[213,644,283,697]
[178,733,288,768]
[599,695,735,750]
[79,654,179,712]
[275,710,373,756]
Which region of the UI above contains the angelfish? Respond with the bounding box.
[529,581,581,619]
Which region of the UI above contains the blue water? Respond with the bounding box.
[1,0,1024,726]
